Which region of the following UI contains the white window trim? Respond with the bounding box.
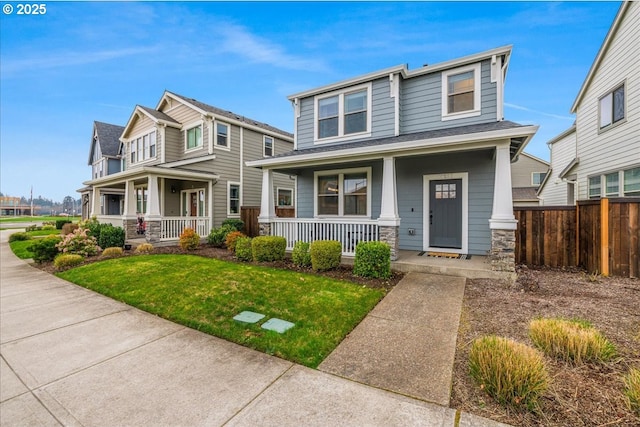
[588,175,602,199]
[441,63,482,121]
[127,129,157,166]
[423,172,469,255]
[214,121,230,151]
[598,81,626,133]
[313,82,372,145]
[531,172,546,186]
[227,181,241,218]
[183,120,204,152]
[276,187,294,207]
[180,188,207,217]
[263,135,274,157]
[313,167,372,218]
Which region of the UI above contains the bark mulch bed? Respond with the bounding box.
[452,265,640,426]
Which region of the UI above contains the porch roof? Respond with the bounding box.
[247,121,538,169]
[83,165,219,187]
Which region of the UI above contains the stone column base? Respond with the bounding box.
[123,218,139,240]
[145,220,161,243]
[259,222,271,236]
[379,225,399,261]
[490,228,516,272]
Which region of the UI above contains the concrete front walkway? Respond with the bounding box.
[0,230,508,427]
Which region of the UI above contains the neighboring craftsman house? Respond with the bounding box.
[511,152,549,206]
[247,46,538,272]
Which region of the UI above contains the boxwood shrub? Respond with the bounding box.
[9,232,31,243]
[30,235,63,263]
[252,236,286,262]
[221,218,245,232]
[353,241,391,279]
[310,240,342,271]
[207,224,235,247]
[235,237,253,262]
[55,219,72,230]
[97,224,125,249]
[292,241,312,267]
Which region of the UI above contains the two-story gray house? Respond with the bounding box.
[82,90,294,242]
[247,46,538,271]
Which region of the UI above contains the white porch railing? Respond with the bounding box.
[271,218,379,256]
[162,217,210,241]
[95,215,123,227]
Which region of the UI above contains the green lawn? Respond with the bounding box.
[9,240,36,259]
[57,255,385,367]
[0,215,78,223]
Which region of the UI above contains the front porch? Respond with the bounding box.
[98,215,210,242]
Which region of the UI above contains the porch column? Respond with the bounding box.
[123,180,137,239]
[145,174,161,243]
[90,187,100,218]
[378,156,400,260]
[489,144,517,272]
[258,168,275,236]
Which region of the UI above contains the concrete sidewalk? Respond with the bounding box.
[0,229,508,426]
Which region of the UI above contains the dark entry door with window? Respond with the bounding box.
[429,179,462,249]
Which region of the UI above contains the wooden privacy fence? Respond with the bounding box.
[240,206,295,237]
[515,198,640,277]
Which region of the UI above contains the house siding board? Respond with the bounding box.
[396,151,495,254]
[511,154,548,188]
[574,2,640,200]
[539,131,577,205]
[400,60,497,134]
[164,103,210,161]
[296,97,315,149]
[164,128,182,163]
[371,77,395,138]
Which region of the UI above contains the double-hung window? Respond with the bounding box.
[532,172,546,186]
[441,63,481,120]
[263,136,274,157]
[228,182,240,216]
[316,84,371,142]
[186,124,202,150]
[588,176,602,199]
[624,168,640,196]
[599,83,625,130]
[605,172,619,196]
[315,168,371,217]
[128,131,157,165]
[277,188,293,207]
[216,123,228,148]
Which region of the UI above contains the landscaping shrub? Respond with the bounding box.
[235,237,253,262]
[101,247,124,258]
[97,224,125,249]
[30,235,63,263]
[56,219,72,229]
[25,224,41,232]
[624,367,640,415]
[207,224,235,247]
[225,231,246,253]
[310,240,342,271]
[252,236,286,262]
[42,221,56,227]
[56,228,100,257]
[42,224,56,230]
[469,335,548,411]
[353,241,391,279]
[222,218,244,232]
[9,232,31,243]
[179,227,200,251]
[529,318,616,364]
[134,243,154,254]
[62,223,79,235]
[292,241,312,267]
[54,254,84,270]
[81,217,101,238]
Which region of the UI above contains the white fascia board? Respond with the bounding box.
[520,151,550,166]
[570,1,629,113]
[121,106,180,139]
[83,166,219,186]
[405,45,512,78]
[157,154,216,168]
[546,124,577,146]
[246,125,539,169]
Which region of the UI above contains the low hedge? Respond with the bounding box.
[310,240,342,271]
[97,224,125,249]
[292,241,312,267]
[353,241,391,279]
[235,237,253,262]
[30,235,62,263]
[221,218,244,232]
[54,254,84,270]
[9,232,31,243]
[252,236,286,262]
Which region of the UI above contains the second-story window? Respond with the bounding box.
[186,125,202,150]
[264,136,274,157]
[129,131,156,165]
[216,123,228,148]
[532,172,546,186]
[441,63,481,120]
[599,83,625,130]
[315,83,371,142]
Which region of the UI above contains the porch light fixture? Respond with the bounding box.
[171,185,177,193]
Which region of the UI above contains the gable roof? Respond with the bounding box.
[513,187,539,202]
[159,91,294,140]
[88,121,125,165]
[570,1,631,113]
[517,152,549,167]
[121,105,181,139]
[287,45,512,100]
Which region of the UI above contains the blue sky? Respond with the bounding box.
[0,1,621,202]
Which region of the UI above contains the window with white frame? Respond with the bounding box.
[264,136,274,157]
[588,176,601,199]
[216,123,229,148]
[599,83,625,130]
[605,172,619,196]
[315,168,370,216]
[532,172,546,186]
[624,167,640,196]
[181,189,206,217]
[441,63,481,120]
[186,124,202,150]
[228,182,240,216]
[129,131,156,165]
[316,84,371,142]
[135,187,148,213]
[277,188,293,207]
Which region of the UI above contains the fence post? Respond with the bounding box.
[600,198,609,276]
[575,203,580,267]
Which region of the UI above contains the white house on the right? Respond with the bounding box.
[539,1,639,205]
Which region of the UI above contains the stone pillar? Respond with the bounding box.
[123,218,138,240]
[379,225,399,261]
[259,222,272,237]
[145,220,161,243]
[490,229,516,272]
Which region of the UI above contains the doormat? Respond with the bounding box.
[419,251,471,260]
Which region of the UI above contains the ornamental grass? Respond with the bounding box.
[624,367,640,415]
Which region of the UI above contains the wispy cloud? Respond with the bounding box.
[2,46,160,76]
[215,23,329,72]
[505,103,574,121]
